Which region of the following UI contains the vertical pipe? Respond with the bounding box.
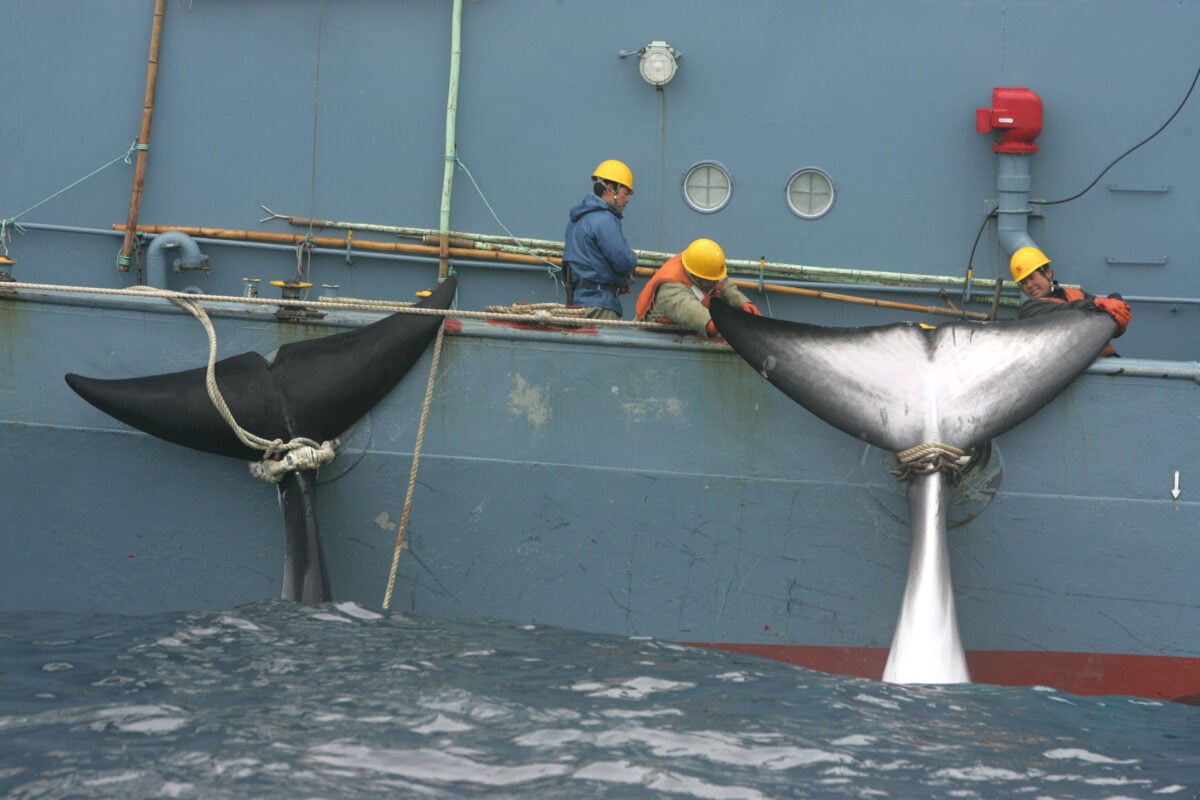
[438,0,464,280]
[995,152,1038,258]
[119,0,167,273]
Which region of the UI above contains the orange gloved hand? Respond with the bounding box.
[741,302,761,315]
[706,319,719,337]
[1093,296,1131,336]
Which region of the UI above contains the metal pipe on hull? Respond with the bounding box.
[438,0,464,280]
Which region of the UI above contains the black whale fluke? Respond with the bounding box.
[65,276,457,603]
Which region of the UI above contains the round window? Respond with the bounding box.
[682,162,732,213]
[786,168,835,219]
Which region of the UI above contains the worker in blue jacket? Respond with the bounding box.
[562,160,638,319]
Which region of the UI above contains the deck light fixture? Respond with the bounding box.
[621,41,680,87]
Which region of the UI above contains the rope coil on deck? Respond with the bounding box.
[484,302,592,319]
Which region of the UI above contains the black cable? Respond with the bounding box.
[966,207,998,278]
[1045,62,1200,205]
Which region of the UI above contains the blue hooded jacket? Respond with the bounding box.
[563,194,637,316]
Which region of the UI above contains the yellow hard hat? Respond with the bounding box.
[1010,246,1050,283]
[592,159,634,192]
[681,238,727,281]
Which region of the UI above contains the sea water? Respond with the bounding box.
[1,602,1196,799]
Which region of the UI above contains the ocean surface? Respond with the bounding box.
[1,601,1197,799]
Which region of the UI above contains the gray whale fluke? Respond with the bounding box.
[710,301,1115,684]
[65,276,457,603]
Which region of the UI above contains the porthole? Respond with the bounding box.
[682,162,732,213]
[786,168,834,219]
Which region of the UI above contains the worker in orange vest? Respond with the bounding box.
[1011,246,1130,357]
[636,238,760,337]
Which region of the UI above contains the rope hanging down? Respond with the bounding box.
[382,322,447,610]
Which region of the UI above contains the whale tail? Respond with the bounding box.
[710,301,1116,683]
[65,276,457,602]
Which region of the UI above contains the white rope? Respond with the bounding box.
[120,286,335,480]
[3,281,684,332]
[891,441,971,482]
[382,323,447,610]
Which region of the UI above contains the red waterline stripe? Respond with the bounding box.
[685,642,1200,704]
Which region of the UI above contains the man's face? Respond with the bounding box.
[689,273,721,294]
[609,184,632,214]
[1019,267,1053,299]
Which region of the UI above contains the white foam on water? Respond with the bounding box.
[830,735,877,746]
[512,728,585,747]
[334,601,382,620]
[595,727,852,769]
[516,724,851,771]
[158,781,196,797]
[91,704,189,735]
[117,716,189,734]
[853,693,902,711]
[410,713,474,734]
[1043,748,1140,765]
[1081,777,1154,787]
[931,765,1035,781]
[570,676,696,699]
[83,771,143,786]
[306,743,571,786]
[600,708,685,719]
[573,759,770,800]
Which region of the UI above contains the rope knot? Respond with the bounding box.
[891,441,971,482]
[249,439,339,483]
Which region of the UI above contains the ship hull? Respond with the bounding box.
[2,1,1199,702]
[3,293,1196,701]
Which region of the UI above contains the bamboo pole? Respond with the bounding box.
[117,223,991,320]
[270,211,1010,293]
[115,224,554,266]
[632,267,991,321]
[118,0,166,273]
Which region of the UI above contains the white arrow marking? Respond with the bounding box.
[1172,470,1181,500]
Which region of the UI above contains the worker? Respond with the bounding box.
[1010,246,1131,357]
[562,159,638,319]
[635,238,761,337]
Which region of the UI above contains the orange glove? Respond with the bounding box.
[741,302,761,315]
[1093,297,1131,336]
[705,319,719,337]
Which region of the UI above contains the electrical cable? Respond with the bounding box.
[964,62,1200,286]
